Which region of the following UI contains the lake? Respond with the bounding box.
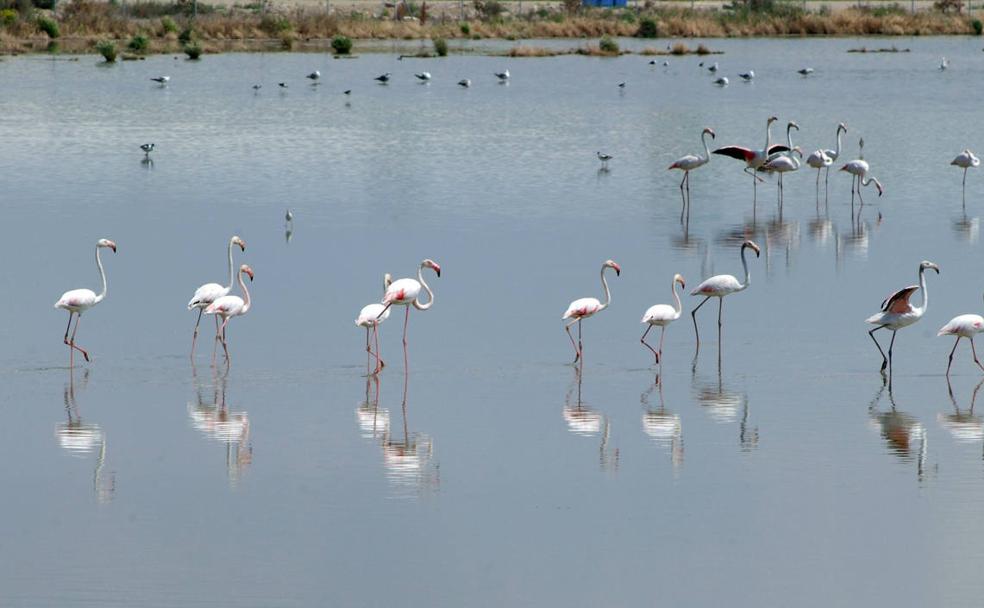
[2,36,984,606]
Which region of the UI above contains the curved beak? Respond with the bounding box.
[244,267,254,281]
[434,264,442,278]
[239,241,246,252]
[931,263,940,274]
[107,241,117,253]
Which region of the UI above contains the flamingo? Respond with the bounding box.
[596,151,613,169]
[375,259,441,369]
[690,240,760,353]
[762,146,803,210]
[951,149,980,200]
[187,236,246,357]
[668,127,715,220]
[204,265,254,363]
[356,273,394,375]
[54,239,117,364]
[713,116,788,202]
[807,122,847,194]
[641,274,686,366]
[866,260,940,374]
[563,260,621,364]
[938,295,984,376]
[840,138,883,204]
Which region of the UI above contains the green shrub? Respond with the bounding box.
[599,35,619,54]
[0,8,17,27]
[36,15,59,38]
[128,33,149,52]
[636,16,658,37]
[178,27,194,43]
[433,37,448,56]
[184,42,202,59]
[96,39,118,62]
[46,40,58,53]
[459,22,470,34]
[973,18,983,35]
[161,16,177,34]
[331,34,352,54]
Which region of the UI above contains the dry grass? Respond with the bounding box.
[507,45,561,57]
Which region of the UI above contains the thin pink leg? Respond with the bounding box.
[191,307,203,358]
[219,317,231,363]
[565,318,581,363]
[365,327,371,374]
[658,326,665,364]
[403,306,410,373]
[640,325,658,363]
[372,323,384,374]
[65,312,90,363]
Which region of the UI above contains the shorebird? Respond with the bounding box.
[278,82,288,88]
[618,81,626,88]
[374,73,391,83]
[285,208,293,224]
[797,67,814,76]
[343,89,351,95]
[306,70,320,80]
[597,151,613,169]
[714,76,729,86]
[415,72,432,81]
[458,79,471,87]
[140,143,155,157]
[252,84,262,90]
[494,69,510,81]
[150,76,170,84]
[707,62,719,73]
[940,57,949,71]
[738,70,754,81]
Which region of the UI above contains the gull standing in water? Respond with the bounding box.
[596,151,613,169]
[140,143,155,158]
[150,76,170,85]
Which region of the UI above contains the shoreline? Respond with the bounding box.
[1,2,980,56]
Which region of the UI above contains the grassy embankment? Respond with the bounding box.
[0,0,980,57]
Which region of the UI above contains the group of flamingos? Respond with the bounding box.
[53,115,983,377]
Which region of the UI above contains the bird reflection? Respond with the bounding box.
[952,209,979,243]
[378,375,439,495]
[562,367,619,472]
[692,366,758,450]
[868,382,927,479]
[140,157,154,170]
[939,378,984,445]
[808,205,834,246]
[55,368,115,503]
[356,375,390,440]
[187,365,252,486]
[640,380,683,470]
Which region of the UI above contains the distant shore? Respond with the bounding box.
[0,0,980,56]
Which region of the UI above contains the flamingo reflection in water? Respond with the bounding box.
[379,375,439,496]
[356,375,390,440]
[640,381,683,471]
[692,365,758,451]
[562,366,619,472]
[868,383,927,480]
[939,379,984,447]
[56,368,115,503]
[187,366,252,486]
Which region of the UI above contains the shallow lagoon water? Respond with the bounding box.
[3,37,984,605]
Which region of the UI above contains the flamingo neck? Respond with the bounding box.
[671,279,682,318]
[94,245,108,303]
[225,238,236,290]
[763,121,773,155]
[833,128,843,159]
[239,270,252,314]
[785,125,796,152]
[700,131,711,162]
[739,245,752,290]
[598,265,613,311]
[917,267,929,313]
[413,264,435,311]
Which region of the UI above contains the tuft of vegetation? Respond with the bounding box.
[973,18,982,35]
[636,16,658,38]
[598,35,619,54]
[160,15,177,34]
[0,8,17,27]
[178,27,194,44]
[128,33,149,53]
[508,45,560,57]
[459,22,470,35]
[260,14,291,35]
[433,36,447,56]
[96,39,117,62]
[331,33,352,54]
[184,41,202,58]
[36,14,59,38]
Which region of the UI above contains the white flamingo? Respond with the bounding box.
[714,116,788,201]
[840,138,883,204]
[563,260,621,364]
[187,236,246,357]
[806,122,846,194]
[690,240,760,353]
[866,260,939,374]
[54,239,117,364]
[669,127,715,218]
[951,149,980,199]
[762,146,803,210]
[204,265,254,363]
[641,274,686,366]
[938,295,984,376]
[376,259,441,368]
[356,273,394,375]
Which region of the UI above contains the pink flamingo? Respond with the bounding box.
[356,273,393,375]
[54,239,117,364]
[690,240,759,353]
[641,273,685,366]
[713,116,788,201]
[187,236,246,357]
[204,264,254,363]
[938,295,984,376]
[840,138,883,204]
[376,259,441,367]
[866,260,939,374]
[562,260,621,364]
[668,127,715,220]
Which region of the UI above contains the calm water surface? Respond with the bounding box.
[3,37,984,606]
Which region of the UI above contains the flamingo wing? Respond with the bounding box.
[713,146,755,162]
[880,285,919,314]
[767,144,790,155]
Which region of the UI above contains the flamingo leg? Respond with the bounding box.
[402,306,410,372]
[65,312,90,363]
[658,326,666,364]
[679,172,688,223]
[691,296,710,352]
[565,318,581,363]
[365,326,372,374]
[887,330,897,373]
[971,336,984,373]
[717,297,724,342]
[963,167,968,207]
[869,326,888,372]
[641,325,659,363]
[578,319,583,363]
[947,336,961,376]
[191,307,203,358]
[372,323,385,374]
[219,317,231,362]
[685,171,691,219]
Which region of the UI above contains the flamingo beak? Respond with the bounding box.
[108,242,117,253]
[434,264,442,277]
[244,267,254,281]
[931,264,940,274]
[613,263,621,276]
[239,241,246,251]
